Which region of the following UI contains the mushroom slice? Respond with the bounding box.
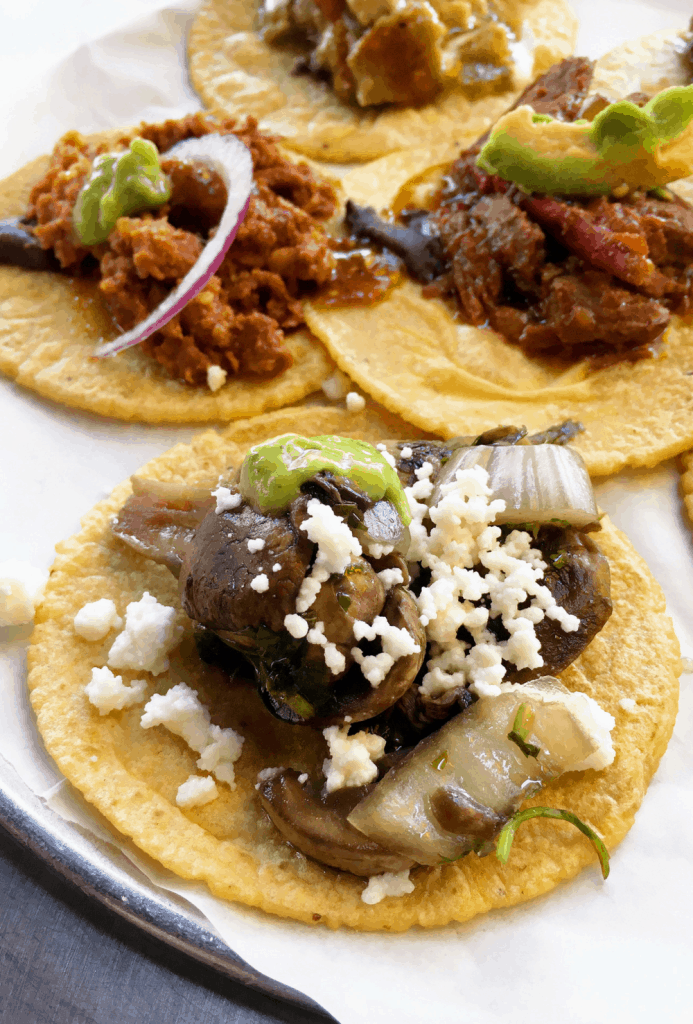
[112,478,215,576]
[348,677,612,864]
[316,584,427,725]
[505,528,612,683]
[258,769,414,876]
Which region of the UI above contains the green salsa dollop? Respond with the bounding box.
[238,433,411,525]
[73,138,171,246]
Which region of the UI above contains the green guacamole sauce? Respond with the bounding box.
[238,434,411,525]
[73,138,171,246]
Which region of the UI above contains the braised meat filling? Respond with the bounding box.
[24,114,337,385]
[261,0,526,108]
[347,57,693,362]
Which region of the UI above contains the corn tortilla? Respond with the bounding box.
[680,450,693,526]
[28,404,680,931]
[302,30,693,475]
[0,137,334,424]
[188,0,578,163]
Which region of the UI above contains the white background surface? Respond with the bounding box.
[1,3,693,1022]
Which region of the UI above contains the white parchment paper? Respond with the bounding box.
[1,3,693,1022]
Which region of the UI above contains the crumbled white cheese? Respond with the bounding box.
[247,538,265,552]
[250,573,270,593]
[85,666,147,715]
[619,697,638,713]
[74,599,122,641]
[364,541,395,559]
[213,486,242,514]
[141,682,244,788]
[197,723,245,785]
[176,774,218,808]
[255,766,284,789]
[321,369,350,401]
[408,465,580,699]
[272,562,282,572]
[296,498,362,612]
[375,443,396,468]
[322,724,386,792]
[107,592,181,676]
[141,681,211,750]
[284,613,309,639]
[400,446,413,459]
[500,680,616,771]
[361,870,414,905]
[345,391,366,412]
[297,773,308,784]
[377,567,404,592]
[206,365,227,392]
[352,615,420,687]
[0,560,48,626]
[306,620,346,675]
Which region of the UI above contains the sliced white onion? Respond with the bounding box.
[430,445,599,529]
[94,133,254,357]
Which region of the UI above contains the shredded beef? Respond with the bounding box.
[420,58,693,361]
[509,56,595,122]
[25,114,337,386]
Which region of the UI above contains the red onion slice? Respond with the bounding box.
[94,133,253,358]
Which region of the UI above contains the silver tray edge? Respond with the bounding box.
[0,768,332,1020]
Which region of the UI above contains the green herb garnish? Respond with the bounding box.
[507,703,540,758]
[337,593,352,612]
[496,807,610,879]
[515,522,541,539]
[432,751,448,771]
[551,549,568,569]
[549,518,572,528]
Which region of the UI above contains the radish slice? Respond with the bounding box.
[94,133,253,358]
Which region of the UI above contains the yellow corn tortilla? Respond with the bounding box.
[0,135,334,424]
[188,0,577,163]
[28,403,680,931]
[302,29,693,475]
[680,450,693,526]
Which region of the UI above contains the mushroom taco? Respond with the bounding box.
[28,403,680,930]
[302,28,693,474]
[188,0,578,162]
[0,114,340,422]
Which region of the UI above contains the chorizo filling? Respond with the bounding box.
[18,114,338,386]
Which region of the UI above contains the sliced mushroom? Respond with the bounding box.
[112,478,215,576]
[179,497,314,634]
[315,584,427,726]
[258,769,414,876]
[503,528,612,683]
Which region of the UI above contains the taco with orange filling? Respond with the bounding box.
[0,113,341,422]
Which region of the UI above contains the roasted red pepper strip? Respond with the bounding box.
[470,164,510,196]
[521,195,670,294]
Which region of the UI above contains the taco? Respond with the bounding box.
[680,449,693,525]
[28,403,680,930]
[0,113,341,423]
[301,30,693,475]
[188,0,578,162]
